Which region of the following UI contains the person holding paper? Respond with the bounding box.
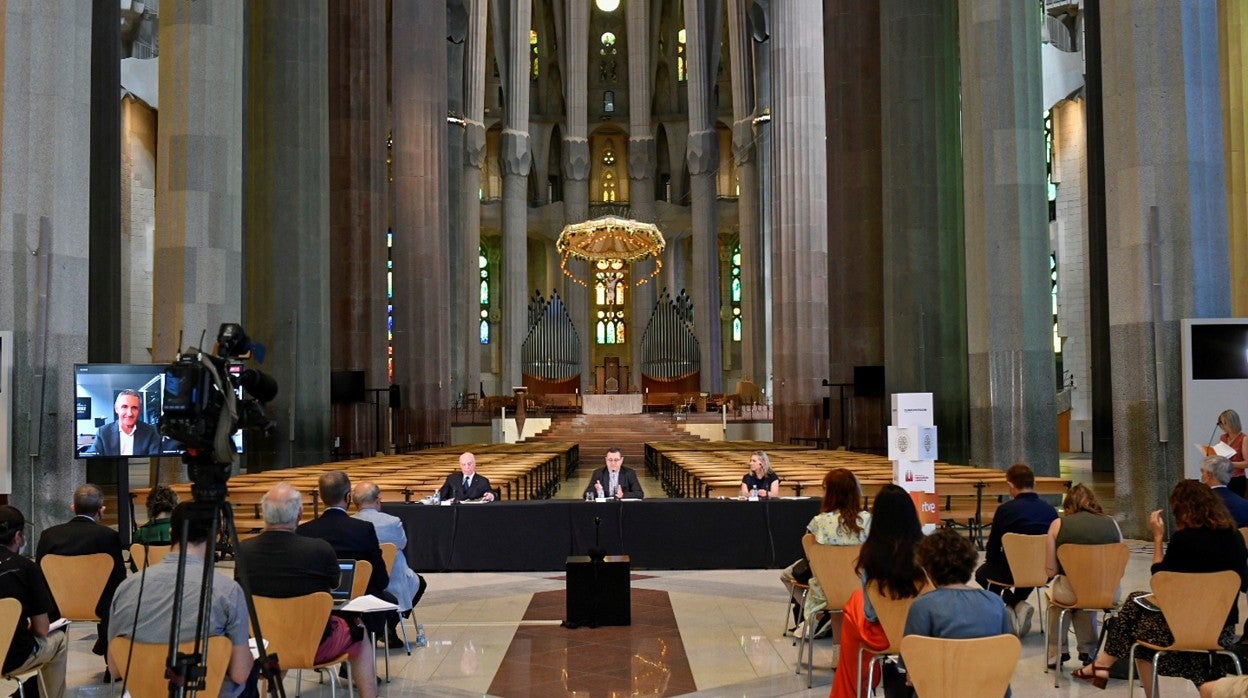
[1216,410,1246,496]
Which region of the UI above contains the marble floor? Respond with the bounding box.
[66,455,1225,696]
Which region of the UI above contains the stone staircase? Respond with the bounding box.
[523,412,707,471]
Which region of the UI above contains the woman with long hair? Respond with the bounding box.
[740,450,780,498]
[801,469,871,625]
[1073,481,1248,693]
[1044,483,1121,668]
[829,484,924,698]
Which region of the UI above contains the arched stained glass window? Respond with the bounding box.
[730,244,742,342]
[479,248,491,344]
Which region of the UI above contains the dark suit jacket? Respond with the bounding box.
[35,516,127,620]
[87,420,162,456]
[1215,486,1248,528]
[584,466,645,499]
[296,508,390,599]
[438,473,494,501]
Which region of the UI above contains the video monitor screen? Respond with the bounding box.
[74,363,243,459]
[1190,324,1248,380]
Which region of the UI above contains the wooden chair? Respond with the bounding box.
[857,582,929,698]
[797,534,862,688]
[109,635,232,698]
[1047,542,1129,686]
[129,542,172,571]
[1127,570,1244,696]
[985,533,1050,631]
[252,592,353,698]
[350,559,371,600]
[0,598,45,697]
[40,552,114,639]
[900,633,1020,698]
[378,542,413,654]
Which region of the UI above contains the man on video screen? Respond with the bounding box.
[87,389,161,456]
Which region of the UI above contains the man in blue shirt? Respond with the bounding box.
[974,463,1058,638]
[1200,455,1248,527]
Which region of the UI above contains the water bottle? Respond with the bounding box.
[749,486,759,501]
[431,490,441,505]
[415,622,427,648]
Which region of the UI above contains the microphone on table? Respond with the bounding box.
[588,515,606,562]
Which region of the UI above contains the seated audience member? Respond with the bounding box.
[830,484,924,698]
[438,452,496,502]
[583,448,645,500]
[0,506,67,698]
[108,502,252,696]
[974,463,1058,637]
[132,484,179,545]
[237,483,377,698]
[740,451,780,498]
[800,469,870,636]
[352,481,427,646]
[1044,483,1122,668]
[1199,454,1248,527]
[35,483,126,657]
[1073,480,1248,691]
[905,528,1013,696]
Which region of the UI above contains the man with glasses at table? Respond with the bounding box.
[584,448,645,500]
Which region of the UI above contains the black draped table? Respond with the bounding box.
[382,497,822,572]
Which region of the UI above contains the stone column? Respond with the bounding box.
[824,0,882,446]
[447,1,468,405]
[244,3,331,470]
[728,0,766,390]
[959,1,1058,475]
[391,2,451,446]
[461,0,487,401]
[0,2,92,528]
[880,1,969,463]
[500,0,533,390]
[563,0,592,392]
[1102,1,1230,536]
[683,0,723,392]
[628,0,656,388]
[770,1,829,442]
[753,3,775,398]
[1222,1,1248,315]
[1053,100,1092,450]
[153,1,244,363]
[328,0,388,458]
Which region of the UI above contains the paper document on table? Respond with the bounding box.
[339,594,399,613]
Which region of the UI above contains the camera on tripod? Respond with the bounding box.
[159,323,278,482]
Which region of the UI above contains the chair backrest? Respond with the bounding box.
[801,533,862,611]
[866,582,930,654]
[900,633,1020,698]
[1056,542,1130,609]
[1152,570,1241,650]
[109,635,232,698]
[130,543,172,571]
[379,542,398,576]
[252,592,335,669]
[1001,533,1050,588]
[0,598,22,668]
[351,559,372,599]
[40,552,114,621]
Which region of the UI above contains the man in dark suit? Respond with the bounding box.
[297,471,392,637]
[87,389,162,456]
[437,452,496,502]
[35,483,127,658]
[583,447,645,499]
[1200,454,1248,527]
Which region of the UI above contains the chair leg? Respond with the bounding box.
[1151,651,1161,698]
[1127,643,1138,692]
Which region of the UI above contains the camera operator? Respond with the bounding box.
[107,502,254,695]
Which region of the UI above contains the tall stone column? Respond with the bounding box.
[461,0,487,401]
[1102,2,1229,536]
[328,0,388,458]
[244,4,331,470]
[1053,100,1092,449]
[153,1,244,364]
[753,3,775,398]
[880,1,969,463]
[824,0,882,445]
[563,0,592,392]
[0,2,92,528]
[447,2,468,405]
[628,0,657,387]
[770,1,829,442]
[500,0,533,390]
[1222,1,1248,315]
[728,0,766,390]
[960,1,1058,474]
[392,2,451,446]
[683,0,723,392]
